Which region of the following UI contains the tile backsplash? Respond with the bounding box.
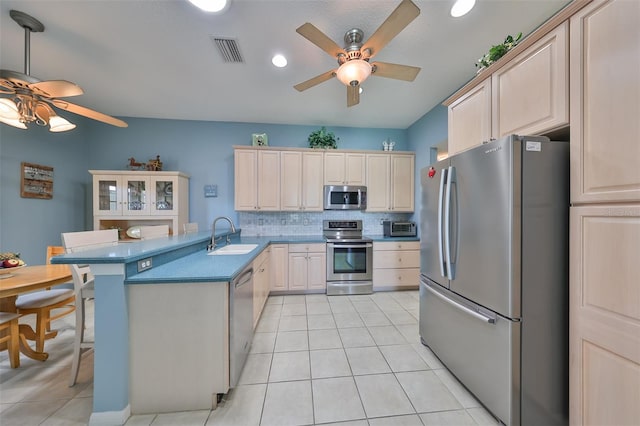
[239,211,413,236]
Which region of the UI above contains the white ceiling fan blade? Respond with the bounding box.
[294,69,336,92]
[51,99,128,128]
[362,0,420,59]
[347,85,360,107]
[372,62,421,81]
[296,23,346,58]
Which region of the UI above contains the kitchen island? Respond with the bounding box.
[50,230,324,424]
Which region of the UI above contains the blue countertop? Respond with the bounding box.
[51,231,419,284]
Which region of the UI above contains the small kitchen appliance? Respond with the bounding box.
[419,134,569,425]
[382,220,416,237]
[324,220,373,295]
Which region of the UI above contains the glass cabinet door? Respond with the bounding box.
[95,177,121,215]
[151,178,176,215]
[124,177,149,215]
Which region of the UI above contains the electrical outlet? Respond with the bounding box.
[281,219,286,225]
[137,258,152,272]
[303,219,309,226]
[258,218,264,226]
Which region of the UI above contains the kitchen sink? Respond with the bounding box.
[208,244,258,255]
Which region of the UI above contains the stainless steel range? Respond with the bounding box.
[324,220,373,295]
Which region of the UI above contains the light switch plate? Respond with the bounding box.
[204,184,218,198]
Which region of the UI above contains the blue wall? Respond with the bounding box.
[1,116,415,264]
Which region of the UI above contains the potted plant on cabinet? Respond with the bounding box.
[308,127,338,149]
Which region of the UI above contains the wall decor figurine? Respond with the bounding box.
[252,133,268,146]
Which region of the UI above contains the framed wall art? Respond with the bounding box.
[252,133,268,146]
[20,162,54,199]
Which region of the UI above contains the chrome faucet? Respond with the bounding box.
[208,216,237,251]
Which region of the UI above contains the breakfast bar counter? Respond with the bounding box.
[50,230,326,424]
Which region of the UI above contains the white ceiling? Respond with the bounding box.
[0,0,570,129]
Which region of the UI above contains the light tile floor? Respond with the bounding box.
[0,291,500,425]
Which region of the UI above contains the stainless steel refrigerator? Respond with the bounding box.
[419,134,569,426]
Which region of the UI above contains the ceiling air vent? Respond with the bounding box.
[211,36,244,63]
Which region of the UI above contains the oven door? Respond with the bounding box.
[326,241,373,282]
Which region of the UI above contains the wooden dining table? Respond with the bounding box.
[0,264,73,362]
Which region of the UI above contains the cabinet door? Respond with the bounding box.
[257,151,280,210]
[93,175,123,216]
[270,244,289,291]
[570,0,640,203]
[390,154,414,212]
[307,252,326,290]
[280,151,302,210]
[150,176,178,216]
[288,252,308,290]
[301,152,324,211]
[345,153,366,185]
[492,22,568,138]
[570,204,640,425]
[123,175,150,215]
[324,152,345,185]
[234,150,258,210]
[366,154,390,212]
[448,78,492,155]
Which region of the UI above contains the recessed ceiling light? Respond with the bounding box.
[272,54,288,68]
[451,0,476,17]
[188,0,231,13]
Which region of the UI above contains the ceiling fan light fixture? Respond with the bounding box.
[450,0,476,17]
[0,115,27,129]
[48,114,76,132]
[188,0,231,13]
[0,98,21,120]
[336,60,372,87]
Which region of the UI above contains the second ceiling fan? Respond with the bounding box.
[294,0,421,107]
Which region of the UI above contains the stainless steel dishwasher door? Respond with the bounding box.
[229,266,254,388]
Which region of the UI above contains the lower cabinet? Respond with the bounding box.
[128,282,229,413]
[288,243,326,291]
[373,241,420,290]
[253,247,271,329]
[269,244,289,291]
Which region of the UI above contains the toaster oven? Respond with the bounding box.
[383,221,417,237]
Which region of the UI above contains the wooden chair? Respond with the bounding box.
[15,246,76,354]
[62,229,119,386]
[0,312,21,368]
[183,222,198,234]
[139,225,169,240]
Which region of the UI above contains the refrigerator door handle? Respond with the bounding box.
[438,167,448,277]
[424,281,495,324]
[444,166,456,280]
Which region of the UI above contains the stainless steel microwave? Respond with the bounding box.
[323,185,367,210]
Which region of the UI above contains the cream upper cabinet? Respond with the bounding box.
[570,0,640,204]
[366,153,415,212]
[234,149,280,211]
[365,154,390,211]
[324,152,366,185]
[492,22,568,138]
[446,21,570,155]
[447,78,492,156]
[390,154,415,212]
[280,151,324,211]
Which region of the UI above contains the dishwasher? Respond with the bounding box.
[229,265,254,388]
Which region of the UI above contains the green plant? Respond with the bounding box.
[308,126,338,149]
[476,32,523,70]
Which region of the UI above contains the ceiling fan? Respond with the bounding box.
[294,0,421,107]
[0,10,127,131]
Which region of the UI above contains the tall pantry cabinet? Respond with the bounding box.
[568,0,640,424]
